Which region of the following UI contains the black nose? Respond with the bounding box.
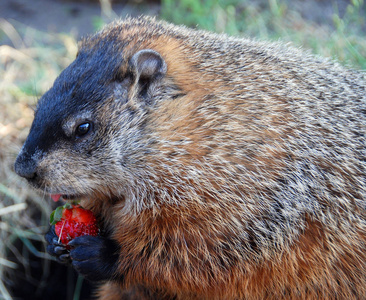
[14,153,37,179]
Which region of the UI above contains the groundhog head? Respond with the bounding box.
[14,30,169,203]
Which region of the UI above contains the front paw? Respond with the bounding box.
[45,225,71,264]
[68,235,120,282]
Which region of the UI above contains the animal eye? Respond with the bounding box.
[75,122,91,138]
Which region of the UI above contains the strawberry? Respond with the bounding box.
[50,203,99,247]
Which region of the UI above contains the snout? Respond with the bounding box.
[14,149,38,180]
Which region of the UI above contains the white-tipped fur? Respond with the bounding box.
[22,17,366,299]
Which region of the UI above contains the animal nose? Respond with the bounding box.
[14,153,37,180]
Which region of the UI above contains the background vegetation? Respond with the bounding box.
[0,0,365,299]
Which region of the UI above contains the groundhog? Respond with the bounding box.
[14,16,366,299]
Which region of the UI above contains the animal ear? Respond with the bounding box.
[128,49,167,104]
[129,49,167,81]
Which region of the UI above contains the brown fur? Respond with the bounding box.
[16,17,366,299]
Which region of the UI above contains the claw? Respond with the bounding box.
[58,253,71,264]
[52,237,64,246]
[54,246,67,255]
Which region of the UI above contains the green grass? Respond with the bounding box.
[161,0,366,69]
[0,0,365,299]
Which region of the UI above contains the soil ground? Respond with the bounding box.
[0,0,160,41]
[0,0,351,41]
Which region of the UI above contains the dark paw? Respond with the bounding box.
[44,225,71,264]
[68,235,120,282]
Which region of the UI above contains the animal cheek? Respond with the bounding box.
[37,149,105,191]
[36,149,77,185]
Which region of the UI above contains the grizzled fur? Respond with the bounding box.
[15,16,366,299]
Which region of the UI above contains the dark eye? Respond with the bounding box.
[75,122,92,138]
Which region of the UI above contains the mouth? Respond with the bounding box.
[50,194,80,202]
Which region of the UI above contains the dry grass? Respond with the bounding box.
[0,18,78,298]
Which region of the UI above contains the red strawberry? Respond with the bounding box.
[50,203,99,247]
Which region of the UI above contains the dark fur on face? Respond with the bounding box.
[14,23,176,204]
